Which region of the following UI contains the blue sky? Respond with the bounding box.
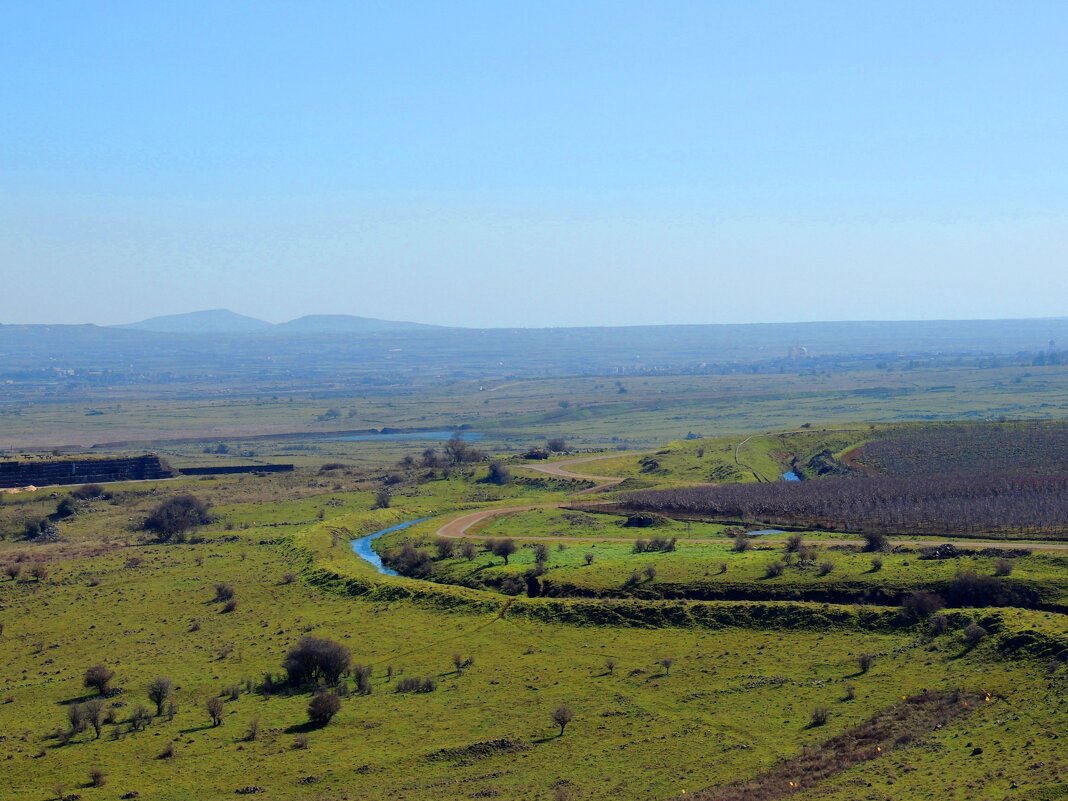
[2,1,1066,327]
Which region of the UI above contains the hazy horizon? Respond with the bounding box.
[3,2,1067,327]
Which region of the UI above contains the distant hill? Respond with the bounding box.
[118,309,273,334]
[276,314,441,333]
[115,310,439,334]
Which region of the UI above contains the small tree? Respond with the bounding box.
[283,636,352,687]
[148,677,173,717]
[460,540,477,560]
[547,438,568,453]
[492,538,517,565]
[604,658,616,675]
[206,696,224,726]
[308,689,341,726]
[144,494,211,543]
[374,488,392,509]
[453,653,464,675]
[84,664,115,695]
[659,657,674,675]
[584,552,595,566]
[809,707,830,727]
[84,698,105,739]
[551,704,574,736]
[732,533,751,553]
[435,538,456,560]
[858,653,875,674]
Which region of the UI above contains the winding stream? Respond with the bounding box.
[350,518,429,576]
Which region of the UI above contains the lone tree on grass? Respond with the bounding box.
[308,689,342,726]
[206,696,224,727]
[492,538,517,565]
[148,677,174,716]
[283,636,352,687]
[144,494,211,543]
[659,657,674,676]
[84,698,105,739]
[551,704,574,736]
[84,664,115,695]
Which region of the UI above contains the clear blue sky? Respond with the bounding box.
[2,1,1066,327]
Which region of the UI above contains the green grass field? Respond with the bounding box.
[1,417,1066,800]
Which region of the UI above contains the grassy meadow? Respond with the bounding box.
[1,418,1066,800]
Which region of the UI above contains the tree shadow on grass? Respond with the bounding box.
[178,724,216,735]
[283,721,325,735]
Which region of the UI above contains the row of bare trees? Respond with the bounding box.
[622,472,1068,536]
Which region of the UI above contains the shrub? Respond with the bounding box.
[784,534,803,553]
[353,664,373,695]
[160,741,178,759]
[66,703,88,743]
[72,484,106,500]
[283,636,352,687]
[292,734,309,750]
[130,704,151,732]
[244,718,260,742]
[144,494,210,542]
[552,704,574,736]
[206,696,224,726]
[993,558,1014,577]
[383,544,432,578]
[858,653,875,674]
[460,540,477,560]
[485,462,512,485]
[373,488,392,509]
[604,658,616,675]
[809,707,830,727]
[547,438,568,452]
[88,767,106,787]
[221,599,238,614]
[870,555,884,572]
[659,658,674,675]
[842,683,855,701]
[435,538,455,560]
[4,563,20,581]
[732,533,751,552]
[282,571,297,584]
[395,677,437,693]
[926,613,950,638]
[818,559,835,576]
[763,561,785,578]
[643,564,657,581]
[964,622,989,648]
[84,664,115,695]
[584,552,595,566]
[308,690,341,726]
[902,591,945,619]
[862,531,889,552]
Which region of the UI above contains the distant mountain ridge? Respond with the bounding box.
[116,309,439,334]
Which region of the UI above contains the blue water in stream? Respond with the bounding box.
[350,518,429,576]
[782,470,801,481]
